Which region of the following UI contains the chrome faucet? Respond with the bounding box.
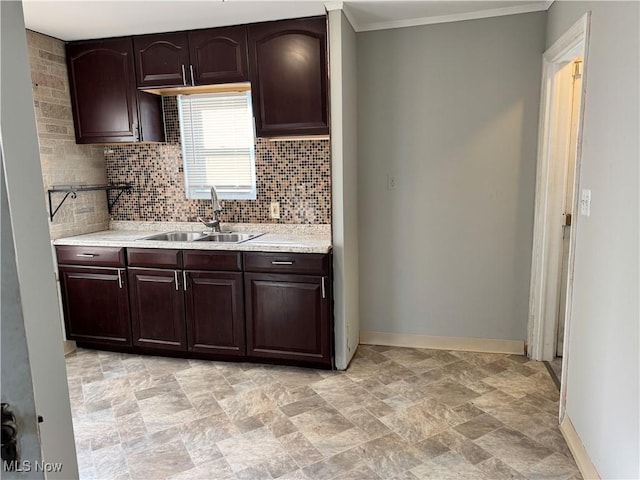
[197,186,222,233]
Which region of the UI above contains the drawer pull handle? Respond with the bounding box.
[117,269,123,289]
[321,277,326,299]
[183,271,187,291]
[271,261,293,265]
[76,253,97,258]
[174,270,179,290]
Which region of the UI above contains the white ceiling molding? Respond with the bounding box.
[324,1,344,12]
[341,5,360,33]
[325,1,360,32]
[346,2,551,33]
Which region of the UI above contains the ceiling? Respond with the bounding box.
[22,0,551,41]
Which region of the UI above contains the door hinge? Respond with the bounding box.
[572,61,582,80]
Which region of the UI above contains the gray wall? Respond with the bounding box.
[546,2,639,478]
[1,1,78,477]
[357,12,546,340]
[330,10,359,369]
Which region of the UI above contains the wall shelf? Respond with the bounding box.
[47,184,132,221]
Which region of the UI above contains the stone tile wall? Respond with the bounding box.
[27,30,110,239]
[106,97,332,225]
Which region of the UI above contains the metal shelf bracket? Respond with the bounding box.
[47,184,132,221]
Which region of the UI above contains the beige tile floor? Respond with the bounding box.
[66,345,581,480]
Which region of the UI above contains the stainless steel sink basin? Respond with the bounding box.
[139,232,207,242]
[194,232,264,243]
[138,231,264,243]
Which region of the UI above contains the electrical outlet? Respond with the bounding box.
[270,201,280,219]
[387,175,397,190]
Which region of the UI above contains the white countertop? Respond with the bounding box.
[53,222,332,254]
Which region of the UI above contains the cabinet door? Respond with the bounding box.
[248,17,329,137]
[133,32,190,88]
[185,271,245,356]
[128,268,186,351]
[244,273,331,366]
[188,26,248,85]
[59,266,131,346]
[137,91,166,142]
[67,38,140,143]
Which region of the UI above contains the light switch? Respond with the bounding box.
[580,189,591,216]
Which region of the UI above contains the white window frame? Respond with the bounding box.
[178,91,257,200]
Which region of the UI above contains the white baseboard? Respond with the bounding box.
[360,331,525,355]
[560,416,601,479]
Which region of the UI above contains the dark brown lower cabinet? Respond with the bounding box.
[244,273,331,366]
[58,266,131,347]
[185,271,245,356]
[128,268,186,351]
[57,246,332,368]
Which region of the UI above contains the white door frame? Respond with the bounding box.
[527,12,590,392]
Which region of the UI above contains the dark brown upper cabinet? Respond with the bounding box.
[133,26,248,88]
[248,16,329,137]
[188,27,249,85]
[66,37,165,143]
[133,32,190,88]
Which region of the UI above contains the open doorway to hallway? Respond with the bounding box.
[548,57,584,388]
[528,12,590,419]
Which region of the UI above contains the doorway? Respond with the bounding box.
[528,13,590,419]
[550,57,583,385]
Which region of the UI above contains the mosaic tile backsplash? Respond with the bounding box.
[106,97,331,224]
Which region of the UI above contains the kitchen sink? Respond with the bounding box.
[138,231,264,243]
[139,232,207,242]
[194,232,264,243]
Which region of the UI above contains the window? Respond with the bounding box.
[178,91,256,200]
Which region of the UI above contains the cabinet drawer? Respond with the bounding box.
[243,252,329,275]
[127,248,182,268]
[56,246,125,267]
[183,250,242,272]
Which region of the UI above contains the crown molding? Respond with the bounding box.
[326,1,359,32]
[351,2,550,33]
[324,2,343,12]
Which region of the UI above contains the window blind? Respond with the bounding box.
[178,91,256,200]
